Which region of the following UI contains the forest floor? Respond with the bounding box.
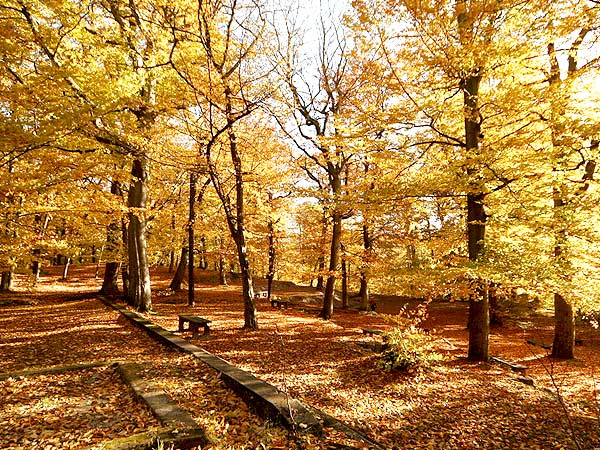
[1,264,599,449]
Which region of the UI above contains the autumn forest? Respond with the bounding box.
[1,0,600,449]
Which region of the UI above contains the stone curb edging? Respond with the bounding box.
[0,360,209,449]
[100,296,387,449]
[90,429,205,450]
[99,297,323,436]
[112,362,211,450]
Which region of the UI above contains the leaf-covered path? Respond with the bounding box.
[0,267,335,449]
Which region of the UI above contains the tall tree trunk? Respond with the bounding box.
[463,69,489,362]
[226,114,257,329]
[62,258,71,280]
[94,246,103,279]
[168,250,175,273]
[206,85,258,329]
[32,261,41,281]
[548,41,574,360]
[359,275,369,310]
[188,172,197,307]
[552,293,575,358]
[315,210,328,290]
[359,221,373,310]
[315,257,325,290]
[358,160,375,311]
[466,193,489,361]
[101,180,122,297]
[235,232,257,329]
[127,217,140,303]
[31,214,49,285]
[19,0,156,306]
[489,282,501,326]
[170,246,188,291]
[101,262,120,297]
[266,218,275,302]
[127,157,152,312]
[121,217,130,304]
[168,213,176,273]
[0,271,12,291]
[188,176,210,303]
[551,186,575,359]
[32,249,41,284]
[219,256,227,285]
[341,244,348,309]
[320,172,342,320]
[2,162,15,293]
[466,188,489,359]
[551,155,597,358]
[216,237,228,285]
[199,236,208,270]
[545,44,597,360]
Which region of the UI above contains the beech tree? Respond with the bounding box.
[455,0,489,362]
[348,0,569,360]
[276,14,361,320]
[543,6,600,358]
[166,0,277,329]
[2,0,188,312]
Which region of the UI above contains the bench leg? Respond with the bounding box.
[178,318,186,332]
[190,323,199,339]
[203,325,210,336]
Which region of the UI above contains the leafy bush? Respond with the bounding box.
[379,303,444,373]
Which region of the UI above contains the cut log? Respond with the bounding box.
[490,356,527,374]
[526,339,551,350]
[362,328,384,336]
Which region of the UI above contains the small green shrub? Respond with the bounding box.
[379,303,443,373]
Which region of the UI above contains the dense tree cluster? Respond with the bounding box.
[1,0,599,358]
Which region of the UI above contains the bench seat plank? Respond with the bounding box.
[178,314,212,338]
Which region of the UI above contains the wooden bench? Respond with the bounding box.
[270,298,289,309]
[362,328,384,336]
[490,356,527,374]
[178,314,211,338]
